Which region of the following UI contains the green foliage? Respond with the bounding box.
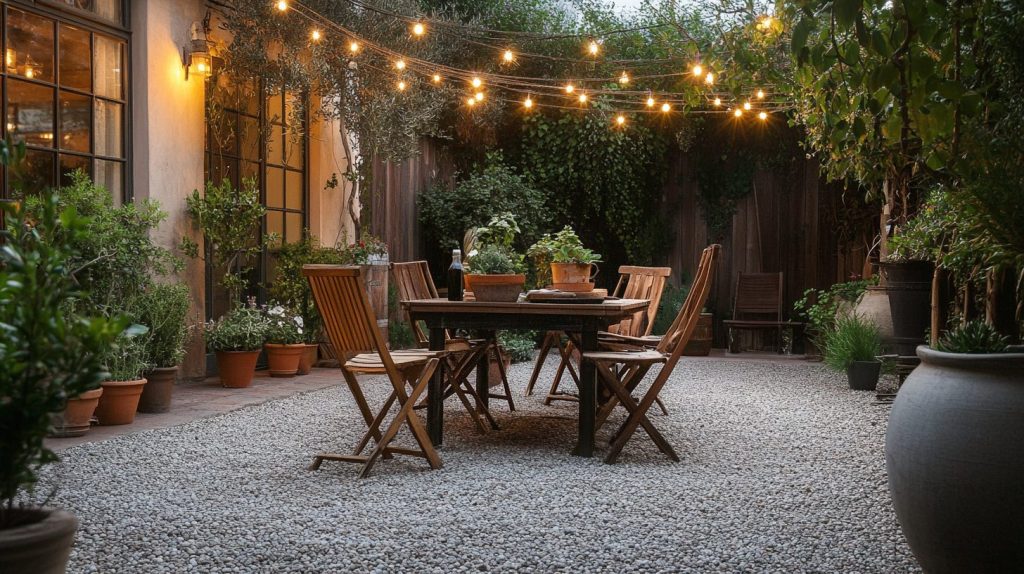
[695,150,756,238]
[794,278,876,344]
[418,154,546,253]
[936,320,1010,354]
[343,233,389,264]
[388,282,416,350]
[105,324,151,382]
[466,245,519,275]
[652,282,691,336]
[0,167,126,513]
[138,283,191,369]
[470,213,521,252]
[181,178,268,306]
[270,235,348,343]
[528,226,601,265]
[516,110,669,264]
[264,305,305,345]
[204,303,270,352]
[823,314,882,371]
[498,331,537,363]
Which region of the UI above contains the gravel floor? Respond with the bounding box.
[37,356,920,573]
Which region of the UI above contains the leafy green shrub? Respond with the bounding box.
[264,305,305,344]
[204,303,269,352]
[105,326,151,382]
[936,320,1010,354]
[793,277,876,344]
[271,234,348,343]
[823,315,882,371]
[652,282,690,336]
[467,245,519,275]
[418,153,546,252]
[139,283,191,369]
[498,331,537,363]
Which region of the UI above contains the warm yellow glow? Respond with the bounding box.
[646,97,656,108]
[5,49,13,68]
[25,66,34,79]
[503,50,515,63]
[588,41,600,55]
[713,97,722,106]
[619,72,629,84]
[758,111,768,120]
[756,89,765,99]
[475,91,485,101]
[661,102,671,112]
[578,93,588,104]
[759,16,773,30]
[395,59,406,70]
[397,80,407,91]
[734,108,743,117]
[471,76,482,88]
[524,96,534,109]
[412,22,425,36]
[466,97,476,107]
[704,72,714,85]
[311,29,322,42]
[432,73,442,83]
[565,83,575,94]
[349,41,360,54]
[276,0,288,12]
[692,63,703,77]
[743,101,752,111]
[196,61,208,74]
[616,114,626,126]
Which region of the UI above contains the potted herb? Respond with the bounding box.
[527,226,601,291]
[94,320,151,425]
[465,245,526,302]
[0,183,124,573]
[822,314,882,391]
[264,305,305,377]
[204,302,269,388]
[136,283,191,413]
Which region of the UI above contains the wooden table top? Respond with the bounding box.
[404,298,650,317]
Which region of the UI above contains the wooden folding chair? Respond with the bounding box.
[526,266,672,408]
[303,265,442,478]
[582,245,720,464]
[392,261,510,432]
[721,272,801,353]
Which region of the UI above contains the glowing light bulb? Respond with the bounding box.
[704,72,714,85]
[25,66,34,79]
[588,41,600,55]
[412,22,425,36]
[276,0,288,12]
[578,93,588,104]
[616,114,626,126]
[524,96,534,109]
[196,61,208,74]
[759,16,773,30]
[311,29,322,42]
[756,89,765,99]
[692,63,703,77]
[565,84,575,94]
[397,80,407,91]
[733,108,743,117]
[646,97,656,108]
[743,101,752,111]
[503,50,515,63]
[395,59,406,71]
[758,111,768,120]
[466,97,476,107]
[432,73,442,83]
[661,102,671,112]
[619,72,629,85]
[713,97,722,106]
[349,41,360,54]
[471,76,482,88]
[475,91,484,101]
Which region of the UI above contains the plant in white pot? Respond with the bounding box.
[0,184,125,574]
[527,226,601,292]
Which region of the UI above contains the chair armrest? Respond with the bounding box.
[598,332,662,348]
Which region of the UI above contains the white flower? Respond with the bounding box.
[294,316,304,328]
[268,305,286,317]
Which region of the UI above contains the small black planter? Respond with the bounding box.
[846,360,881,391]
[880,261,934,354]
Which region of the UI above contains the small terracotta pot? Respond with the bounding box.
[264,343,304,377]
[488,348,512,388]
[551,262,597,285]
[469,274,526,302]
[138,366,178,413]
[95,379,147,425]
[216,350,260,388]
[296,344,318,375]
[49,388,103,438]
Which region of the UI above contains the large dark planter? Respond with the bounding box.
[886,346,1024,573]
[880,261,933,355]
[846,360,881,391]
[137,366,178,413]
[0,508,78,574]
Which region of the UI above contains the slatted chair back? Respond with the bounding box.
[607,266,672,337]
[656,245,721,358]
[731,272,783,321]
[303,265,396,371]
[391,261,438,346]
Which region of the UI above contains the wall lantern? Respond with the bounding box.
[183,21,214,80]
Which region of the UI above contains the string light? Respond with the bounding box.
[564,83,575,94]
[661,102,671,112]
[310,29,322,42]
[524,96,534,109]
[743,101,752,111]
[466,97,476,107]
[713,97,722,106]
[276,0,288,12]
[432,73,442,83]
[349,41,360,54]
[733,108,743,117]
[394,59,406,70]
[646,96,656,108]
[578,93,588,104]
[704,72,714,85]
[475,91,485,101]
[616,114,626,126]
[619,72,629,85]
[587,40,600,56]
[692,63,703,77]
[412,22,425,36]
[471,76,483,88]
[397,80,407,91]
[756,89,765,99]
[758,16,773,30]
[758,111,768,120]
[503,49,515,63]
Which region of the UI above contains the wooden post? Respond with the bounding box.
[985,268,998,326]
[930,267,944,347]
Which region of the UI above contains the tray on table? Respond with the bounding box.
[525,288,611,304]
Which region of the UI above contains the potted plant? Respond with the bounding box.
[94,322,151,425]
[264,305,305,377]
[465,245,526,302]
[822,314,882,391]
[1,180,124,573]
[137,283,191,413]
[342,233,390,341]
[528,226,601,291]
[204,301,269,388]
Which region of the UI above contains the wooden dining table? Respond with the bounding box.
[404,297,650,457]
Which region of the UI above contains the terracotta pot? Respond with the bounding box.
[683,313,714,356]
[137,366,178,413]
[887,347,1024,572]
[216,350,260,388]
[551,262,597,285]
[488,347,511,388]
[468,274,525,302]
[296,344,318,375]
[852,286,895,340]
[49,388,103,438]
[94,379,147,425]
[264,343,304,377]
[0,508,78,574]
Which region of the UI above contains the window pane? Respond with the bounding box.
[8,80,56,147]
[94,35,124,100]
[240,116,260,161]
[59,24,91,91]
[60,92,91,152]
[209,156,239,190]
[285,212,302,244]
[94,158,122,200]
[212,111,237,156]
[285,129,303,169]
[266,123,284,165]
[285,170,303,210]
[54,0,122,25]
[266,167,284,208]
[266,211,284,239]
[11,149,55,193]
[94,99,123,157]
[284,92,302,126]
[60,153,90,187]
[241,160,260,180]
[6,9,55,82]
[265,91,283,123]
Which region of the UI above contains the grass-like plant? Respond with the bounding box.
[823,314,882,371]
[936,320,1010,354]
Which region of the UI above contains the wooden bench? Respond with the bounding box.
[722,272,803,354]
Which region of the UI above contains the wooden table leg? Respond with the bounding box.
[573,326,598,457]
[428,327,445,446]
[476,329,494,412]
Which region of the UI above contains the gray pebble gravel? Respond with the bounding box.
[37,356,920,573]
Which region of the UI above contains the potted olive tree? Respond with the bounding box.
[0,184,125,573]
[137,283,191,413]
[263,305,305,377]
[528,226,601,291]
[204,302,270,388]
[822,314,883,390]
